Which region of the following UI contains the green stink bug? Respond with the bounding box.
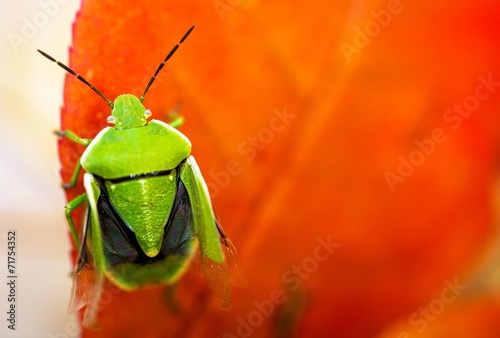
[40,26,242,327]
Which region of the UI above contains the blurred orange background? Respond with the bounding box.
[3,0,500,337]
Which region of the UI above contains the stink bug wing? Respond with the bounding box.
[94,176,142,268]
[200,219,246,309]
[200,251,232,309]
[200,220,234,309]
[69,261,103,317]
[179,157,223,262]
[215,219,247,288]
[71,174,107,329]
[68,206,105,329]
[73,263,104,329]
[179,156,244,308]
[161,177,197,258]
[68,207,93,312]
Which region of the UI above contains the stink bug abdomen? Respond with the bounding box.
[104,172,178,258]
[94,172,198,289]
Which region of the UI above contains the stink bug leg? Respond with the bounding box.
[54,120,93,190]
[165,105,185,129]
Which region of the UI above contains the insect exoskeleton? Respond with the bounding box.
[39,26,244,328]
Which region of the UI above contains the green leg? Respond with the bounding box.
[62,161,82,189]
[54,129,92,189]
[164,103,185,129]
[64,193,87,248]
[168,115,185,129]
[54,129,92,146]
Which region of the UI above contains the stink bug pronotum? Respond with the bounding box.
[39,26,243,328]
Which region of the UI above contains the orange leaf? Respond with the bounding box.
[57,0,500,337]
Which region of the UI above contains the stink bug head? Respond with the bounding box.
[107,94,151,129]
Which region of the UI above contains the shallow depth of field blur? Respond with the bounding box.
[1,1,81,337]
[1,1,500,337]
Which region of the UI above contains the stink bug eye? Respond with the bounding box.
[41,25,244,328]
[106,115,116,124]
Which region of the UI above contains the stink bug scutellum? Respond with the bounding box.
[39,26,243,328]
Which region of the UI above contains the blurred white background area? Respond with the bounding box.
[0,1,81,337]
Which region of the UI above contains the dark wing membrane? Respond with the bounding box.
[95,177,140,266]
[215,218,247,288]
[161,178,196,256]
[95,174,196,270]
